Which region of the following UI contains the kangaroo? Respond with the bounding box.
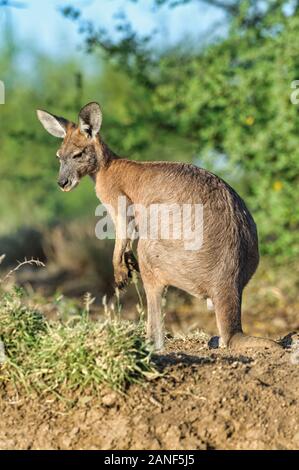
[37,102,280,352]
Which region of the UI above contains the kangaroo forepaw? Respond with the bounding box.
[228,332,282,351]
[114,253,139,290]
[114,265,130,291]
[124,251,139,275]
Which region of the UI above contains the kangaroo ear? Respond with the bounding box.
[79,102,102,138]
[36,109,69,138]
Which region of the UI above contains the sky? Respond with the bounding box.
[0,0,226,59]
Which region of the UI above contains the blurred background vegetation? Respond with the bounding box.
[0,0,298,338]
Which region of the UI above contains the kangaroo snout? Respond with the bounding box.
[58,177,69,189]
[58,176,79,192]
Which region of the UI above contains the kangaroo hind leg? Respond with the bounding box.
[213,287,280,351]
[143,282,165,352]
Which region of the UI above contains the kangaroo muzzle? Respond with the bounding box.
[58,177,69,189]
[58,175,79,192]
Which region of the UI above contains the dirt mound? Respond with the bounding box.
[0,334,298,450]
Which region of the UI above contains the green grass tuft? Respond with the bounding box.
[0,289,157,399]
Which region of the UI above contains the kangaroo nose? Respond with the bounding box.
[58,178,69,189]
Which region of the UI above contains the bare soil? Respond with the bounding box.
[0,332,298,450]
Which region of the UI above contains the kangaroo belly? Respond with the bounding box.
[137,212,258,297]
[137,239,213,297]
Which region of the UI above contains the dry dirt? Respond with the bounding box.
[0,333,298,450]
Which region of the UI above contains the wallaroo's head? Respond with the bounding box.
[37,102,103,192]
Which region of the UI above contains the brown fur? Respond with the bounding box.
[37,102,281,352]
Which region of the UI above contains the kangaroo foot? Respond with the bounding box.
[228,332,281,351]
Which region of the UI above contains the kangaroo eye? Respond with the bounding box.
[73,152,83,159]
